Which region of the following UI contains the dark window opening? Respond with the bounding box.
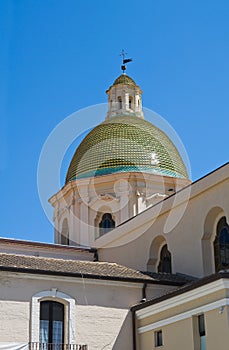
[155,330,163,347]
[158,244,172,273]
[99,213,115,236]
[198,314,205,337]
[118,97,122,109]
[214,216,229,271]
[40,301,64,348]
[198,314,206,350]
[129,97,133,109]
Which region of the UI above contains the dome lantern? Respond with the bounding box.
[106,74,144,119]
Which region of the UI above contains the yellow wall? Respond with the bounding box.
[139,318,195,350]
[137,287,229,350]
[205,308,229,350]
[138,308,229,350]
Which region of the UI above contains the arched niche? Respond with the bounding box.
[147,235,167,272]
[214,216,229,272]
[129,95,133,109]
[94,206,116,239]
[202,206,226,275]
[61,218,69,245]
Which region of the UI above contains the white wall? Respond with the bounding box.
[0,271,143,349]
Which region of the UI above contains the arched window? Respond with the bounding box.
[129,96,133,109]
[31,290,76,344]
[157,244,172,273]
[61,218,69,245]
[99,213,115,235]
[214,217,229,271]
[118,96,122,109]
[40,301,64,348]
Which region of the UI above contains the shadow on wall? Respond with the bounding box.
[112,311,132,350]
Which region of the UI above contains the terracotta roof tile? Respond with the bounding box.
[141,271,196,284]
[0,253,155,282]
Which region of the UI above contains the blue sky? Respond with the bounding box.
[0,0,228,243]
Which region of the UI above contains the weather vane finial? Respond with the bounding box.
[120,49,132,73]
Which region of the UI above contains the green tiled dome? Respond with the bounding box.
[113,74,137,87]
[66,115,189,183]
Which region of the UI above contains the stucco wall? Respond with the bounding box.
[205,307,229,350]
[76,305,131,349]
[0,301,30,342]
[0,271,142,349]
[0,239,94,261]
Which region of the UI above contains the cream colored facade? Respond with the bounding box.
[0,247,177,349]
[50,171,189,248]
[0,270,137,348]
[98,163,229,277]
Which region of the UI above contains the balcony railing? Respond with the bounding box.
[29,343,88,350]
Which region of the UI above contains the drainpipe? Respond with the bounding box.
[142,282,147,301]
[132,308,137,350]
[93,250,98,261]
[132,282,147,350]
[90,248,98,261]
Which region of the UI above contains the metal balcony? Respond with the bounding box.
[29,343,88,350]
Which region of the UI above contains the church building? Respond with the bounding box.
[0,67,228,350]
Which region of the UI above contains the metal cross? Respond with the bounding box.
[120,49,127,63]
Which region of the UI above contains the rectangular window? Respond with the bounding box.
[155,330,163,347]
[198,314,206,350]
